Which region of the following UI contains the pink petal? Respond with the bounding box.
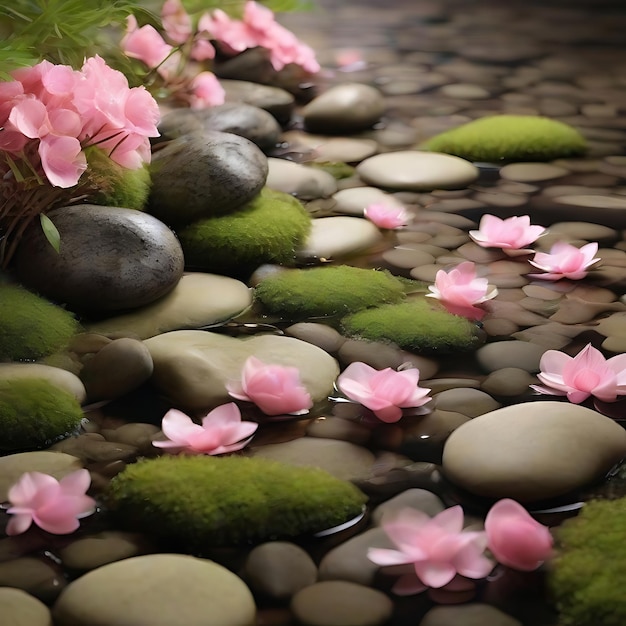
[201,402,241,428]
[38,135,86,188]
[373,404,403,423]
[414,560,456,588]
[8,98,48,138]
[529,384,567,397]
[454,538,494,579]
[566,389,591,404]
[430,506,465,534]
[367,548,419,566]
[539,349,571,376]
[160,409,203,445]
[5,513,33,536]
[8,472,59,508]
[58,469,91,497]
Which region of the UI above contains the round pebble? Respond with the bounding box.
[499,163,569,182]
[0,587,53,626]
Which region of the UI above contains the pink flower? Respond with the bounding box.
[528,241,600,281]
[368,506,494,594]
[226,356,313,416]
[469,215,546,251]
[5,470,96,535]
[153,403,258,455]
[335,362,431,423]
[121,16,175,70]
[531,343,626,404]
[199,9,258,54]
[426,261,498,321]
[188,72,225,109]
[363,203,410,229]
[161,0,193,45]
[485,499,553,571]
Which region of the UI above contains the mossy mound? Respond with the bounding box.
[0,284,80,361]
[85,147,151,210]
[422,115,587,163]
[255,265,406,319]
[341,298,483,354]
[107,455,367,550]
[0,379,84,452]
[549,497,626,626]
[178,188,311,280]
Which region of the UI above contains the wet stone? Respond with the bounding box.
[220,79,295,124]
[332,187,405,216]
[481,368,537,397]
[476,340,547,373]
[499,163,570,182]
[431,388,501,418]
[420,603,522,626]
[0,587,53,626]
[267,158,338,199]
[0,557,66,603]
[285,323,346,354]
[371,488,445,523]
[306,417,371,446]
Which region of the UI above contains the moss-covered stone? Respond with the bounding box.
[178,188,311,280]
[107,455,367,550]
[0,284,80,361]
[549,497,626,626]
[255,265,406,319]
[422,115,587,163]
[85,148,151,210]
[341,298,483,354]
[0,379,84,452]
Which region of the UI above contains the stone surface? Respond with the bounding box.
[499,163,569,182]
[0,558,66,603]
[371,488,445,523]
[357,151,479,191]
[332,187,405,216]
[266,157,338,199]
[302,83,386,133]
[86,273,252,340]
[420,603,522,626]
[52,554,256,626]
[0,363,86,403]
[144,330,339,411]
[14,206,184,313]
[431,388,501,417]
[148,131,268,226]
[291,581,393,626]
[476,340,547,373]
[220,79,295,124]
[442,401,626,501]
[0,587,53,626]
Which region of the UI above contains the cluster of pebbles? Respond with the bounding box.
[2,0,626,625]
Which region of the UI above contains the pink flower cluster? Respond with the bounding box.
[368,500,553,595]
[0,57,159,188]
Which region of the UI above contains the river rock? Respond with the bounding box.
[144,330,339,412]
[296,216,383,260]
[420,603,522,626]
[221,79,295,124]
[332,187,405,216]
[86,273,252,340]
[0,587,53,626]
[430,388,501,417]
[476,340,547,373]
[442,401,626,501]
[302,83,386,133]
[52,554,256,626]
[14,206,184,313]
[148,131,268,226]
[266,158,338,199]
[0,363,86,403]
[357,151,479,191]
[158,103,281,152]
[0,557,66,603]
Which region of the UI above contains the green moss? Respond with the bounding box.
[0,379,84,452]
[341,298,483,354]
[0,284,81,361]
[255,265,406,319]
[549,498,626,626]
[84,148,151,210]
[107,455,367,550]
[422,115,587,163]
[178,188,311,280]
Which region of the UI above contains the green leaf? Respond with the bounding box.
[40,214,61,254]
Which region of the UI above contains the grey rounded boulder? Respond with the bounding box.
[14,206,184,313]
[148,130,268,227]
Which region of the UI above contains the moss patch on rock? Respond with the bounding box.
[549,497,626,626]
[0,379,84,452]
[178,188,311,280]
[0,284,80,361]
[85,148,151,210]
[255,265,406,319]
[341,298,483,354]
[107,455,367,550]
[422,115,587,163]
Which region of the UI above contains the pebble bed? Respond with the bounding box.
[2,0,626,625]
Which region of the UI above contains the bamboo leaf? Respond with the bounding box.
[40,214,61,254]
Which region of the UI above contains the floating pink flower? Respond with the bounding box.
[153,403,258,455]
[426,261,498,321]
[364,203,410,229]
[335,362,431,423]
[5,470,96,536]
[469,215,546,252]
[368,506,493,594]
[528,241,600,281]
[531,343,626,404]
[226,356,313,416]
[485,499,553,571]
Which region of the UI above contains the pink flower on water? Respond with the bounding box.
[426,261,498,321]
[528,241,600,281]
[5,470,96,536]
[368,506,494,594]
[531,343,626,404]
[188,72,225,109]
[121,16,175,70]
[364,203,411,229]
[335,362,431,423]
[469,215,546,252]
[485,499,553,571]
[153,403,258,455]
[226,356,313,416]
